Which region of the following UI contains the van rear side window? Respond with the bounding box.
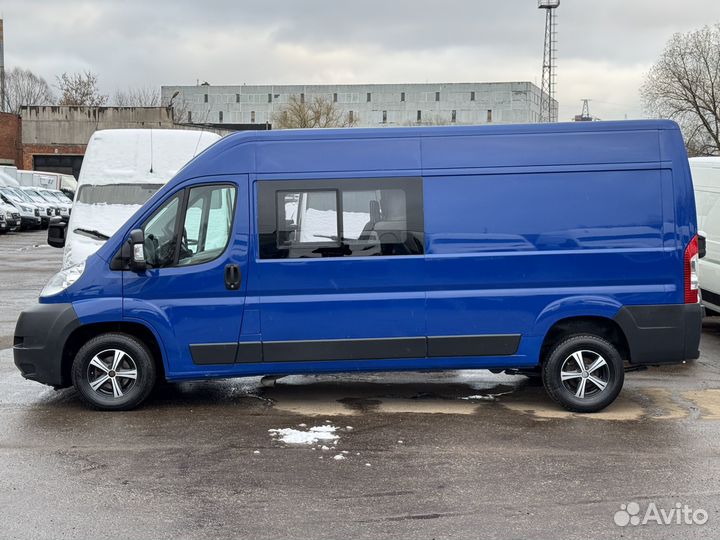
[258,178,424,259]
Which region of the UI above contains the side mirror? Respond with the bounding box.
[129,229,146,272]
[698,231,707,259]
[47,217,67,248]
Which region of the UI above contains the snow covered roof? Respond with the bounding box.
[79,129,221,186]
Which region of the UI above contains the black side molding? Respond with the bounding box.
[427,334,520,357]
[190,334,521,365]
[189,343,237,365]
[614,304,701,365]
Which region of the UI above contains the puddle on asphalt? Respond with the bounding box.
[682,389,720,420]
[254,375,720,422]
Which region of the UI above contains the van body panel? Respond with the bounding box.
[15,120,701,392]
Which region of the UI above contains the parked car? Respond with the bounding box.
[38,188,73,218]
[0,187,41,230]
[15,120,701,412]
[690,157,720,315]
[18,186,59,228]
[50,129,221,268]
[0,201,21,233]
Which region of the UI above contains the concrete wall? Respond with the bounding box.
[20,106,178,145]
[162,82,557,128]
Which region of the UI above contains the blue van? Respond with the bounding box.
[14,120,701,412]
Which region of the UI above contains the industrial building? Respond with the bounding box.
[161,82,557,129]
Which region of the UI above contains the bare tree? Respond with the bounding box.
[113,86,161,107]
[162,91,192,123]
[56,71,108,107]
[272,95,359,129]
[3,67,54,114]
[641,24,720,156]
[403,114,454,127]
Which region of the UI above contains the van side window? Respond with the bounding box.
[277,190,338,247]
[258,178,424,259]
[178,185,236,266]
[143,193,181,268]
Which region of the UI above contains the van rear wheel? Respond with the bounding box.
[541,334,624,413]
[71,333,156,411]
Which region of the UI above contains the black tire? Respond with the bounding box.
[541,334,624,413]
[71,332,156,411]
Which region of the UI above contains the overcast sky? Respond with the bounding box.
[2,0,719,121]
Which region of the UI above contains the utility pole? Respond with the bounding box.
[0,19,6,113]
[538,1,559,123]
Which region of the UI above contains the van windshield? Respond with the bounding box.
[76,183,164,205]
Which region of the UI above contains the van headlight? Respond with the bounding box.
[41,261,86,297]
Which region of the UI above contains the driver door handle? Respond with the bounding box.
[224,264,241,290]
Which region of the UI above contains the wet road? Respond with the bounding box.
[1,230,720,539]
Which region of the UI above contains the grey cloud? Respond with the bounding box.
[1,0,719,121]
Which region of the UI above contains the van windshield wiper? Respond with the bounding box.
[73,228,110,241]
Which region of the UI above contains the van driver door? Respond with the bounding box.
[122,177,249,376]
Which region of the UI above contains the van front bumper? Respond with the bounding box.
[13,303,80,387]
[614,303,702,365]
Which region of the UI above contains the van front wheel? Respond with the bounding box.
[71,333,156,411]
[541,334,624,413]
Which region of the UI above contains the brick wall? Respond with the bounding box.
[21,144,87,170]
[0,112,22,166]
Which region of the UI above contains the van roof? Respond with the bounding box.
[79,129,222,186]
[175,119,682,181]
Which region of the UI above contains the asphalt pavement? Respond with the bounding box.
[1,230,720,539]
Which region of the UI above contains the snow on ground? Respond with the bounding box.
[268,424,339,445]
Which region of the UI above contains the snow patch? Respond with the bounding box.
[269,424,339,445]
[333,454,346,461]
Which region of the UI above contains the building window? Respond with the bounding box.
[187,111,192,123]
[382,110,387,124]
[204,94,208,103]
[470,91,475,101]
[417,110,422,123]
[401,92,405,102]
[236,94,240,103]
[258,178,425,259]
[451,110,457,123]
[251,111,256,123]
[333,93,338,103]
[300,93,305,104]
[435,91,440,102]
[349,110,354,123]
[367,92,372,102]
[218,111,223,123]
[487,109,493,123]
[268,93,272,103]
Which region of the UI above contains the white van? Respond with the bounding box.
[691,157,720,314]
[57,129,221,268]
